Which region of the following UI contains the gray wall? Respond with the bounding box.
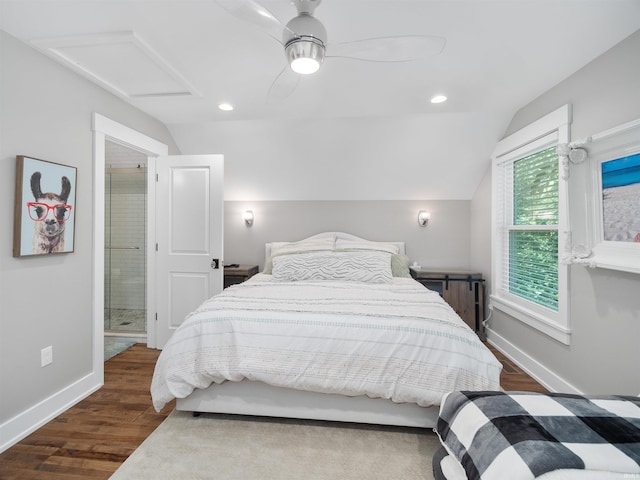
[0,30,180,441]
[224,200,471,270]
[470,30,640,395]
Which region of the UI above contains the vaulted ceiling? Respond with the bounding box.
[2,1,639,200]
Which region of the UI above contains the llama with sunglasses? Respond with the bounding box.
[28,171,72,254]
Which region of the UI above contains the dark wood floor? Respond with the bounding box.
[0,345,175,480]
[487,343,548,393]
[0,342,545,479]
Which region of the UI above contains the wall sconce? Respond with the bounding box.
[418,210,430,227]
[243,210,254,226]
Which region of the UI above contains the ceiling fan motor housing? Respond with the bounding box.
[284,13,327,74]
[284,12,327,45]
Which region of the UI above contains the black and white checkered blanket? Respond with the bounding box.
[435,391,640,480]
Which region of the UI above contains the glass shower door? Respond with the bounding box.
[104,166,147,333]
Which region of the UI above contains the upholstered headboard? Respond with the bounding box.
[265,232,405,259]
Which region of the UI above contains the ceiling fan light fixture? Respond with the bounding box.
[291,57,320,74]
[286,37,325,74]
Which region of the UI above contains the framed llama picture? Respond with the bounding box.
[13,156,77,257]
[583,118,640,274]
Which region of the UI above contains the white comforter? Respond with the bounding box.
[151,274,502,412]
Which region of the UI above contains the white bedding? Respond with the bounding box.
[151,274,502,412]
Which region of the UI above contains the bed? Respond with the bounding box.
[150,232,502,428]
[433,391,640,479]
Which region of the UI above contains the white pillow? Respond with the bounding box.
[334,239,399,255]
[272,250,393,284]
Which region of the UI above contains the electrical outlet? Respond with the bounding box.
[41,346,53,367]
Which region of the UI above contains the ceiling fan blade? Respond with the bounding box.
[267,66,300,103]
[326,35,445,62]
[215,0,297,45]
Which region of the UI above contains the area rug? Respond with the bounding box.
[104,337,137,361]
[110,410,439,479]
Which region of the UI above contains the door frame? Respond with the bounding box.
[92,113,168,375]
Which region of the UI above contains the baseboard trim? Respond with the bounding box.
[486,327,582,394]
[0,372,102,453]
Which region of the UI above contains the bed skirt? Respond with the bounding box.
[176,380,439,428]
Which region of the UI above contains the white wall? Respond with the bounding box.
[169,90,499,277]
[170,81,490,284]
[469,171,492,295]
[168,113,507,201]
[471,30,640,395]
[0,30,180,450]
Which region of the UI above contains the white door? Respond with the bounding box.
[153,154,224,349]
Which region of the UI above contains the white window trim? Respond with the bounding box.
[491,104,571,345]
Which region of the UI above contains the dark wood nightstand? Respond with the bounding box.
[410,267,486,340]
[223,264,258,288]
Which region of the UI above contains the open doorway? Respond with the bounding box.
[92,114,168,372]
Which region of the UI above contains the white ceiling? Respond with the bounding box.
[1,1,639,200]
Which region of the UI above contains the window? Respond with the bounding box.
[509,146,559,309]
[491,105,571,344]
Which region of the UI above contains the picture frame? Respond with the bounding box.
[581,118,640,274]
[13,156,77,257]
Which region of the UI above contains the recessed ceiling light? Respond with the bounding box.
[218,103,234,111]
[430,95,447,104]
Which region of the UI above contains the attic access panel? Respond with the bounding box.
[31,31,200,99]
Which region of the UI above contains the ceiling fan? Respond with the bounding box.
[216,0,446,102]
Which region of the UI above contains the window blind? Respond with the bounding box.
[497,146,559,311]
